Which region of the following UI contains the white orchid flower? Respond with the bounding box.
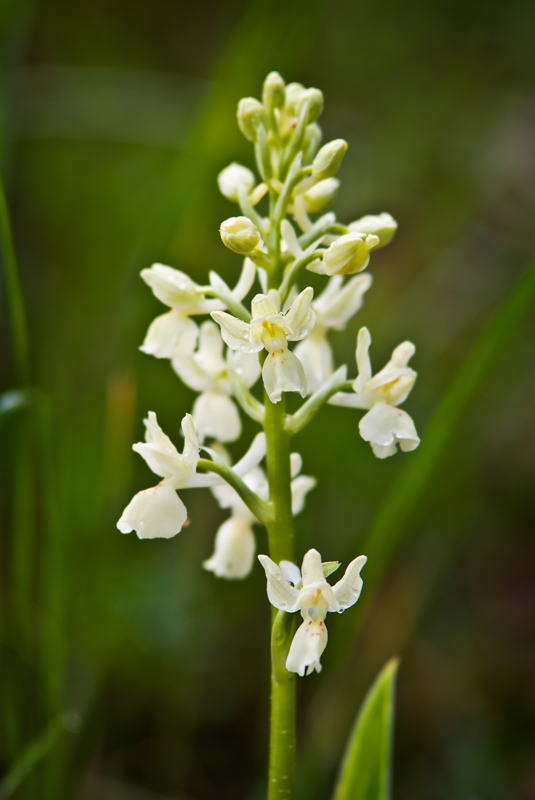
[205,453,316,580]
[258,549,366,676]
[172,321,261,443]
[211,288,316,403]
[330,327,419,458]
[117,413,267,539]
[140,260,256,359]
[294,274,372,393]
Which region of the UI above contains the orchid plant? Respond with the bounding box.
[118,72,419,800]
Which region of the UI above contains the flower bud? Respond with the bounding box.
[220,216,261,254]
[338,234,380,275]
[237,97,268,142]
[348,213,398,249]
[302,122,322,163]
[323,233,363,275]
[297,88,323,123]
[303,178,340,214]
[217,163,255,203]
[262,71,285,109]
[312,139,348,181]
[285,82,306,117]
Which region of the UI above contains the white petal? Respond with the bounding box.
[356,327,372,381]
[229,349,262,388]
[140,310,198,359]
[232,432,267,476]
[172,355,212,392]
[258,554,300,611]
[262,349,307,403]
[280,219,302,258]
[286,619,328,677]
[279,560,302,586]
[315,274,372,330]
[251,291,280,318]
[370,442,398,458]
[293,333,334,394]
[284,287,316,341]
[141,264,200,309]
[328,391,369,410]
[291,475,316,515]
[203,518,256,579]
[134,414,183,479]
[332,555,367,609]
[359,402,419,454]
[211,311,259,353]
[301,548,324,586]
[290,452,303,478]
[117,483,187,538]
[193,391,241,443]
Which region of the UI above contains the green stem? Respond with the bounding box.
[269,611,296,800]
[263,390,296,800]
[196,458,273,524]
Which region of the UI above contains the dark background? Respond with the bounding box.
[1,0,534,798]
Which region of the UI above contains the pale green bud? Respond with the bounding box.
[337,234,380,275]
[237,97,268,142]
[262,71,285,109]
[348,213,398,249]
[217,163,255,203]
[323,233,363,275]
[312,139,348,181]
[303,178,340,214]
[220,216,261,254]
[297,88,324,123]
[285,82,306,117]
[302,123,323,163]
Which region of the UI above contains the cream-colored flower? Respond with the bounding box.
[330,327,419,458]
[258,549,366,676]
[294,274,372,393]
[140,260,256,359]
[211,288,315,403]
[172,321,260,443]
[205,453,315,580]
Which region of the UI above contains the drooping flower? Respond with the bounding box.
[117,413,266,539]
[294,274,372,393]
[258,548,367,676]
[140,260,256,359]
[205,453,315,580]
[172,320,261,443]
[211,288,316,403]
[330,327,419,458]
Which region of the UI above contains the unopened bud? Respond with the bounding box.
[262,71,285,109]
[302,123,323,163]
[217,163,255,203]
[303,178,340,214]
[338,234,380,275]
[237,98,268,142]
[348,213,398,249]
[220,216,261,255]
[297,88,323,124]
[312,139,348,181]
[285,83,306,117]
[323,233,363,275]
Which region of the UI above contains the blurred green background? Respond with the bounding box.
[1,0,535,798]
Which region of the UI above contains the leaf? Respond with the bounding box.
[0,712,79,798]
[332,658,399,800]
[363,258,535,588]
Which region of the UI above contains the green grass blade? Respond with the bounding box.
[363,258,535,588]
[0,172,30,385]
[333,658,399,800]
[0,713,78,798]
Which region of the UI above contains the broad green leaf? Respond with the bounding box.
[333,658,399,800]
